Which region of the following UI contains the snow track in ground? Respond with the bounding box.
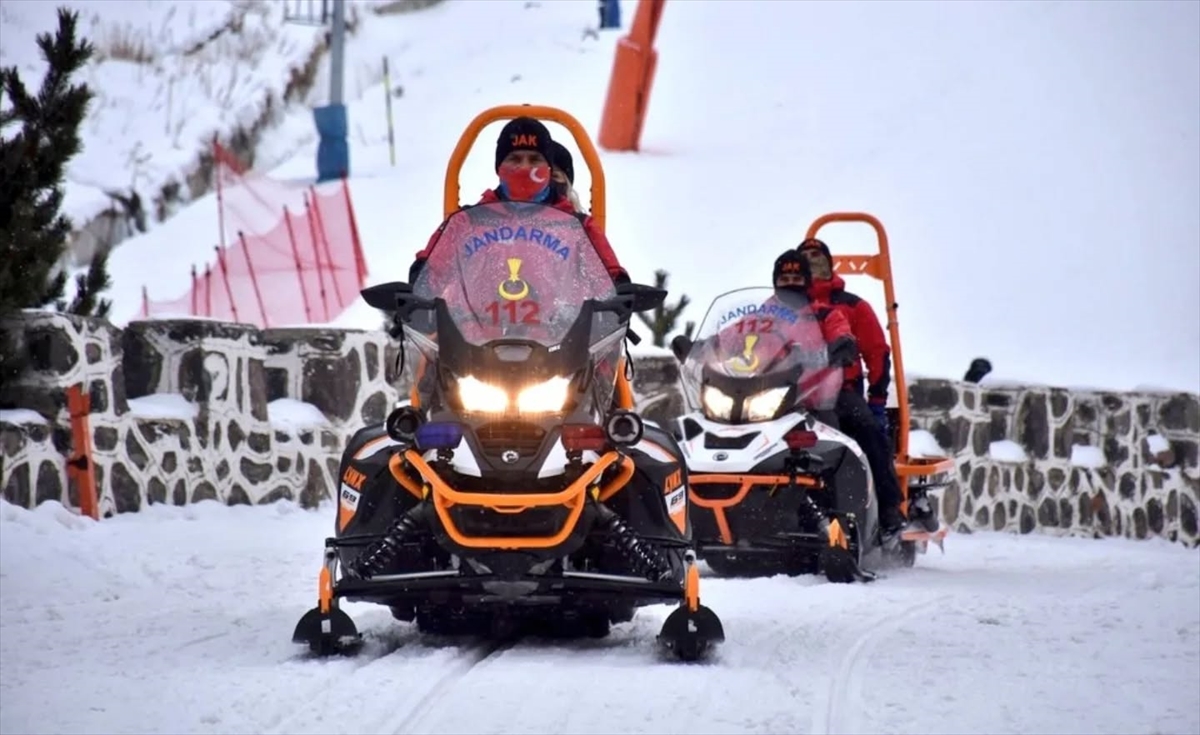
[1,499,1197,734]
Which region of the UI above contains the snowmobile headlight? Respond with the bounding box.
[456,375,509,413]
[517,376,572,414]
[745,386,790,422]
[701,385,734,421]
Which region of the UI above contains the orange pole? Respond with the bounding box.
[804,213,909,460]
[65,384,98,520]
[443,104,606,231]
[598,0,666,152]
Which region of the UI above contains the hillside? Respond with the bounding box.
[92,0,1200,392]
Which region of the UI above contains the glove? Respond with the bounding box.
[869,400,889,436]
[826,335,859,368]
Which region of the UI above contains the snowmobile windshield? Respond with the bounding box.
[409,200,619,350]
[680,287,841,421]
[403,201,625,416]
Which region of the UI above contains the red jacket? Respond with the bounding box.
[411,189,629,284]
[808,274,891,405]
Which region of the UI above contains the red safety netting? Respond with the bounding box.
[137,139,367,326]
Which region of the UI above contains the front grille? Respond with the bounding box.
[704,432,759,450]
[476,421,547,458]
[449,506,569,538]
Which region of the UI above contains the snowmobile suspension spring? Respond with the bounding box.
[596,505,674,582]
[349,506,424,578]
[798,492,831,535]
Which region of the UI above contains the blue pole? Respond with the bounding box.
[599,0,621,29]
[313,104,349,182]
[314,0,348,182]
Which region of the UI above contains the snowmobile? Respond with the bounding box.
[669,212,953,582]
[291,104,724,662]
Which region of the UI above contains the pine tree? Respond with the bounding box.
[0,8,112,321]
[635,269,694,348]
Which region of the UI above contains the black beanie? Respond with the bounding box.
[549,140,574,184]
[495,117,553,171]
[797,237,832,261]
[773,250,811,284]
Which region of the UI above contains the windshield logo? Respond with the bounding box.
[463,225,572,261]
[719,303,799,326]
[499,257,530,301]
[726,334,761,373]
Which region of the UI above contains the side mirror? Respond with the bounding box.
[827,335,859,368]
[361,281,412,310]
[616,282,667,312]
[671,334,693,362]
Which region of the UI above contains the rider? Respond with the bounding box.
[795,237,907,538]
[691,251,857,419]
[410,117,629,286]
[548,139,585,214]
[768,250,857,417]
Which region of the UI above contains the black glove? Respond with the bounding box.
[827,335,859,368]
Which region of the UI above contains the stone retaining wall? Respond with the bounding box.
[905,379,1198,546]
[2,313,1196,547]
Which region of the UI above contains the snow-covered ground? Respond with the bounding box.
[0,498,1196,734]
[93,0,1200,393]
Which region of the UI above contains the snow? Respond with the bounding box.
[1071,444,1108,469]
[0,409,49,426]
[85,0,1200,394]
[0,497,1196,734]
[988,440,1028,463]
[126,393,199,420]
[908,429,947,459]
[1147,434,1172,455]
[268,398,330,429]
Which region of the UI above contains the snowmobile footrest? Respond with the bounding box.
[657,603,725,662]
[292,605,363,657]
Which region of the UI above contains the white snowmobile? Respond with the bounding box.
[668,212,953,581]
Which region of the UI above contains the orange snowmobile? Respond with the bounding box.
[291,105,724,662]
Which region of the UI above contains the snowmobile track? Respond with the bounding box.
[813,594,952,735]
[261,637,417,735]
[383,638,515,735]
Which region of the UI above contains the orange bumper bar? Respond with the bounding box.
[393,448,635,550]
[688,473,821,545]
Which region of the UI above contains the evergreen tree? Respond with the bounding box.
[635,269,694,347]
[1,8,111,392]
[0,7,112,320]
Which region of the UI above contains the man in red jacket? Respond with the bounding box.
[768,250,858,416]
[409,117,628,285]
[797,237,907,540]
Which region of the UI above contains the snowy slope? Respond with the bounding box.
[97,0,1199,393]
[0,1,326,236]
[0,0,433,250]
[0,498,1197,735]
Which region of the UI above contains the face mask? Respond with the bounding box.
[803,251,832,279]
[498,162,551,201]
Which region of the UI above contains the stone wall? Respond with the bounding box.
[905,379,1198,546]
[2,313,1196,547]
[0,313,400,517]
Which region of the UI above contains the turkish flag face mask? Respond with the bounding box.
[498,162,551,201]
